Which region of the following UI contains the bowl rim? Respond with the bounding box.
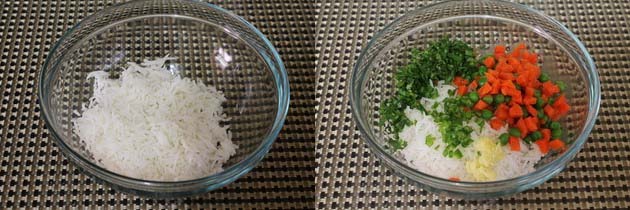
[38,0,289,193]
[350,0,600,194]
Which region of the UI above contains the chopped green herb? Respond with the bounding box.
[426,135,435,147]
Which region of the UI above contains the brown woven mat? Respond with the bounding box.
[0,0,315,209]
[315,0,630,209]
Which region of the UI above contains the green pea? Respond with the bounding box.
[550,121,561,130]
[468,92,479,102]
[505,96,512,103]
[541,115,549,124]
[531,131,542,140]
[523,136,532,144]
[499,133,510,145]
[534,89,542,97]
[509,128,521,137]
[537,111,544,118]
[552,128,562,139]
[535,97,545,108]
[540,73,550,82]
[482,95,494,104]
[481,110,493,120]
[548,96,557,105]
[556,81,567,91]
[494,94,505,104]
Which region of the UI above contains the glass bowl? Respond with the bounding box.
[38,0,289,197]
[350,0,599,199]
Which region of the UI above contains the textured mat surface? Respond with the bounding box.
[0,0,315,209]
[315,0,629,209]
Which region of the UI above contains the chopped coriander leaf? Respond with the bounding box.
[379,37,478,151]
[426,135,435,147]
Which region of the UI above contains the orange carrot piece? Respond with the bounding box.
[516,118,529,138]
[499,72,515,81]
[490,118,505,130]
[542,81,560,97]
[477,83,492,97]
[509,105,523,118]
[473,100,489,111]
[526,105,538,117]
[453,76,468,86]
[509,136,521,151]
[495,104,510,120]
[535,139,550,154]
[544,105,558,121]
[524,96,537,105]
[484,56,496,68]
[524,117,539,132]
[549,139,566,151]
[495,45,506,55]
[524,87,536,97]
[468,80,478,90]
[457,85,468,96]
[490,82,501,94]
[541,129,551,141]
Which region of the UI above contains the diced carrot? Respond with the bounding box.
[549,139,566,151]
[516,73,529,88]
[453,76,468,86]
[506,118,515,126]
[525,52,538,63]
[541,128,551,141]
[525,87,536,97]
[449,177,461,182]
[510,93,523,105]
[477,83,492,97]
[552,94,568,108]
[457,85,467,96]
[473,100,489,111]
[509,105,523,118]
[498,72,515,80]
[497,63,514,72]
[495,104,510,120]
[524,96,537,105]
[486,71,499,84]
[484,56,496,68]
[507,57,520,69]
[516,118,529,138]
[524,117,539,132]
[490,82,501,94]
[544,104,556,117]
[509,136,521,151]
[535,139,550,154]
[468,80,478,90]
[495,45,506,55]
[555,103,570,118]
[528,79,541,89]
[490,118,505,130]
[542,81,560,97]
[526,105,538,117]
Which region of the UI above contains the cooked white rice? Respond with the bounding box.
[72,57,237,181]
[398,82,541,181]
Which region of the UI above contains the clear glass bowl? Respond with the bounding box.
[350,0,600,199]
[38,0,289,197]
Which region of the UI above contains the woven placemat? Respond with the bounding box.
[0,0,315,209]
[315,0,629,209]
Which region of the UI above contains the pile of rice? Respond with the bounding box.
[73,57,236,181]
[397,82,542,181]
